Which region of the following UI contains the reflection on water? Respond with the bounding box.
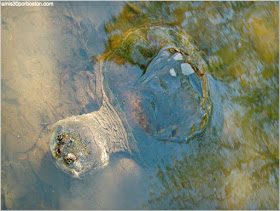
[1,1,279,210]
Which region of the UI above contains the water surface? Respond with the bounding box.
[1,1,279,209]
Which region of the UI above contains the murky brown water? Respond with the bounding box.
[1,1,279,209]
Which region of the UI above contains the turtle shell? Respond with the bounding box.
[101,25,223,143]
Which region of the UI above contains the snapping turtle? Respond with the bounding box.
[49,25,223,178]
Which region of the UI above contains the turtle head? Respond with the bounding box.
[49,115,109,178]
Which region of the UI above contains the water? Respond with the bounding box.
[1,1,279,209]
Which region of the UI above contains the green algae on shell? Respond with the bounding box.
[102,25,223,143]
